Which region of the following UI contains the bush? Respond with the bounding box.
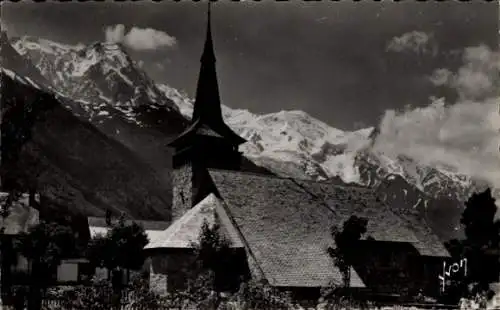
[43,280,113,310]
[39,274,293,310]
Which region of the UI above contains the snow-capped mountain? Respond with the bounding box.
[12,36,183,128]
[161,82,483,200]
[3,35,269,221]
[8,35,193,196]
[8,35,493,240]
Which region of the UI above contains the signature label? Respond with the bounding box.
[438,258,467,293]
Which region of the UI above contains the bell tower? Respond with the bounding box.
[168,3,246,221]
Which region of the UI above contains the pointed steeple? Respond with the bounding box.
[191,1,223,127]
[200,2,215,64]
[169,2,246,149]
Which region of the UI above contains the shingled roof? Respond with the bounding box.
[292,179,450,257]
[145,194,244,249]
[207,169,449,288]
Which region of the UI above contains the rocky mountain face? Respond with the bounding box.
[6,35,492,241]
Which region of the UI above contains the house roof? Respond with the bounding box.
[207,169,449,288]
[145,193,244,249]
[0,192,39,235]
[87,216,170,242]
[291,179,450,257]
[87,217,170,231]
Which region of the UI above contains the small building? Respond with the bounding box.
[0,192,91,286]
[144,194,248,295]
[0,191,40,302]
[56,258,90,283]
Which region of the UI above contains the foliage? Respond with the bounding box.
[126,275,167,310]
[443,188,500,304]
[461,188,500,251]
[42,281,113,310]
[14,221,78,271]
[86,217,149,271]
[9,221,78,310]
[191,218,235,292]
[447,189,500,289]
[230,279,290,310]
[194,219,232,270]
[40,275,293,310]
[0,190,23,220]
[327,216,368,289]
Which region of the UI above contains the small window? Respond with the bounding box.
[180,191,185,204]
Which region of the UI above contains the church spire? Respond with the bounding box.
[191,1,223,126]
[201,2,215,64]
[168,2,246,150]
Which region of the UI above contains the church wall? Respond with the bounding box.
[147,248,251,295]
[172,164,193,221]
[148,250,197,296]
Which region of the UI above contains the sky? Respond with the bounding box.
[1,0,498,131]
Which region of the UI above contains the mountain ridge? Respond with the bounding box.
[7,34,495,241]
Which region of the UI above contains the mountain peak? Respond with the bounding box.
[12,36,81,56]
[12,36,181,127]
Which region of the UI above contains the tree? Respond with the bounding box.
[86,216,149,273]
[461,188,500,289]
[191,219,235,292]
[86,216,149,309]
[327,216,368,290]
[195,219,231,272]
[461,188,500,250]
[14,220,78,310]
[443,188,500,303]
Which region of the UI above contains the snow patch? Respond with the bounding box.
[97,111,110,116]
[1,68,42,90]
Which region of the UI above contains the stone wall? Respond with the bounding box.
[172,164,193,221]
[148,251,197,296]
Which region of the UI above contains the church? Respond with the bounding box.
[143,6,450,302]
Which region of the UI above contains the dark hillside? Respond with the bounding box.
[1,69,172,220]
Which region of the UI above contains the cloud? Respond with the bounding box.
[155,63,165,71]
[105,24,126,44]
[386,31,438,56]
[371,44,500,194]
[430,45,499,101]
[429,68,453,86]
[104,24,177,51]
